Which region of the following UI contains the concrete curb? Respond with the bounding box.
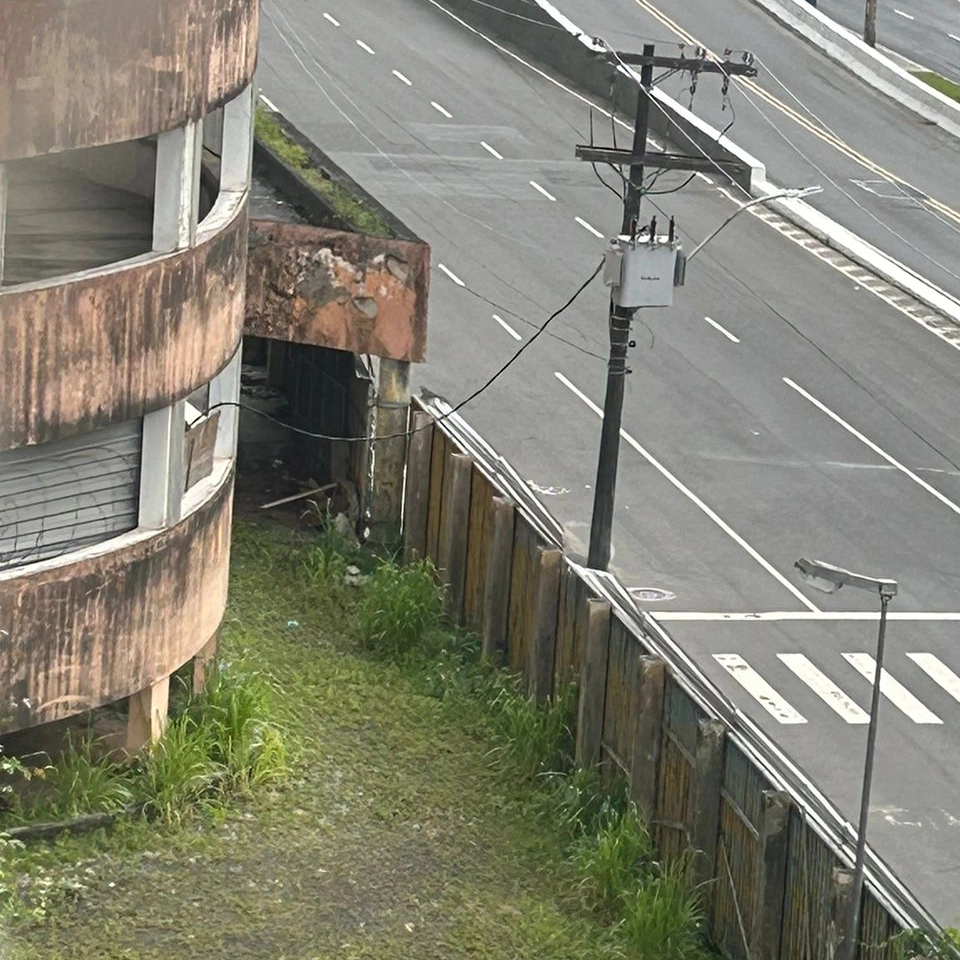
[746,0,960,140]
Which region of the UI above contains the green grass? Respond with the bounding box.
[1,520,632,959]
[913,70,960,103]
[254,106,393,237]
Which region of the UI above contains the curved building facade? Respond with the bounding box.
[0,0,258,747]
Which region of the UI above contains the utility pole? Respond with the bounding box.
[864,0,878,47]
[576,44,757,571]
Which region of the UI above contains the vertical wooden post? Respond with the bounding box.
[369,358,411,549]
[688,718,725,890]
[436,452,472,624]
[402,412,433,563]
[125,676,170,755]
[753,790,792,960]
[529,547,562,703]
[829,867,856,960]
[480,496,515,664]
[575,598,611,767]
[630,656,666,822]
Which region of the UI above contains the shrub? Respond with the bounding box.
[619,858,710,960]
[357,560,444,659]
[34,738,134,820]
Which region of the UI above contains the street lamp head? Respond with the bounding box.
[794,557,898,598]
[780,185,822,200]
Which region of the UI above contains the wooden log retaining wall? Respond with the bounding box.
[403,403,906,960]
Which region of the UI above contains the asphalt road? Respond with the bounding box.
[258,0,960,924]
[556,0,960,305]
[819,0,960,84]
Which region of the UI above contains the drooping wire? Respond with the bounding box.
[193,260,606,441]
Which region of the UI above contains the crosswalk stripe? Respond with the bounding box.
[777,654,869,724]
[906,653,960,704]
[843,653,943,724]
[713,654,808,724]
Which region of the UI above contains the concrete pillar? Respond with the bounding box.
[0,164,6,285]
[630,656,666,823]
[153,121,202,252]
[829,867,856,960]
[139,401,186,528]
[125,676,170,755]
[369,358,411,548]
[192,633,219,696]
[220,84,255,193]
[753,791,792,960]
[575,598,612,767]
[209,347,242,459]
[689,719,725,889]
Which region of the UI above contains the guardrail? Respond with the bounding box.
[404,392,946,959]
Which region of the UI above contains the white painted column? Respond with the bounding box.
[138,401,186,529]
[220,84,255,193]
[209,348,242,460]
[0,164,7,285]
[153,122,203,252]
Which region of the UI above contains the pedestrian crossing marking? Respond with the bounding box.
[906,653,960,704]
[777,654,869,724]
[713,654,808,724]
[843,653,943,724]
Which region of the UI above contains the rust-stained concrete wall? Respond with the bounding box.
[245,222,429,362]
[0,469,234,735]
[0,201,248,452]
[0,0,258,162]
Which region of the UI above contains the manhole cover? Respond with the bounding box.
[628,587,676,603]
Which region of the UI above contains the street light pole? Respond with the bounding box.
[793,558,898,960]
[864,0,878,47]
[847,585,894,960]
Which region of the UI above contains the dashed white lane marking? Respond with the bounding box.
[492,314,522,340]
[555,371,819,611]
[437,263,465,286]
[704,315,740,343]
[430,101,453,118]
[392,69,412,86]
[574,217,604,238]
[529,180,557,201]
[778,654,869,723]
[783,377,960,519]
[843,653,943,723]
[258,94,279,112]
[906,653,960,703]
[714,654,808,724]
[480,141,503,160]
[356,39,375,54]
[894,8,915,18]
[323,12,340,26]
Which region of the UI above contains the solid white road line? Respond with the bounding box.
[695,173,714,184]
[555,372,820,611]
[323,12,340,26]
[480,141,504,160]
[704,316,740,343]
[258,94,279,112]
[843,653,943,723]
[356,39,376,54]
[906,653,960,703]
[392,69,412,86]
[430,101,453,118]
[949,33,960,43]
[437,263,465,286]
[529,180,557,201]
[783,377,960,519]
[714,655,808,724]
[778,654,869,723]
[492,314,522,340]
[574,217,604,238]
[653,611,960,621]
[893,9,915,18]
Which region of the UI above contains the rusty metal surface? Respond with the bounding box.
[0,202,248,451]
[245,221,429,362]
[0,468,234,735]
[0,0,258,161]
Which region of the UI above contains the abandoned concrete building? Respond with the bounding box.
[0,0,259,750]
[0,0,429,752]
